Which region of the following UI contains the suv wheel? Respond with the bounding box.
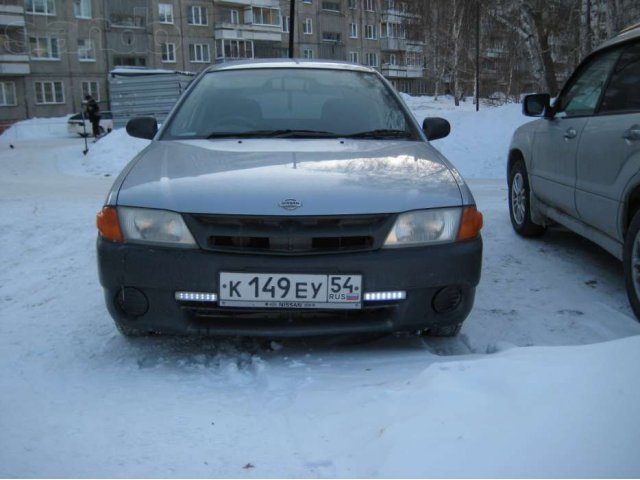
[508,159,545,236]
[623,210,640,322]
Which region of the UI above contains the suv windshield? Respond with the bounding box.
[163,67,415,140]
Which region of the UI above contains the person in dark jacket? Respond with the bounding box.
[84,94,101,138]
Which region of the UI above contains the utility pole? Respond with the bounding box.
[475,0,480,111]
[288,0,295,58]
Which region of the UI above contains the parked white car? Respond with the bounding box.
[67,111,113,137]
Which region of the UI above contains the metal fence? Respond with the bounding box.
[108,69,195,128]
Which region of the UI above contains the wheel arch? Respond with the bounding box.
[507,149,525,179]
[623,183,640,238]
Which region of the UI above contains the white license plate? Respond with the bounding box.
[219,272,362,309]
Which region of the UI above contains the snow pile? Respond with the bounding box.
[80,128,151,177]
[0,115,72,141]
[403,94,531,179]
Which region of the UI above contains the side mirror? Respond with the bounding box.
[126,116,158,140]
[422,117,450,141]
[523,94,551,117]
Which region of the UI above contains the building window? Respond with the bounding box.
[215,39,253,60]
[303,18,312,34]
[303,48,313,59]
[365,52,378,66]
[78,39,96,61]
[321,31,341,42]
[25,0,56,15]
[110,6,146,28]
[113,56,147,67]
[0,82,17,106]
[81,81,99,102]
[349,23,358,38]
[252,7,280,26]
[35,81,64,104]
[189,43,210,63]
[161,43,176,62]
[381,22,404,38]
[159,3,174,23]
[349,51,359,63]
[188,5,208,25]
[389,53,397,65]
[73,0,91,18]
[30,37,60,60]
[321,1,340,11]
[348,0,357,8]
[365,24,377,39]
[282,15,290,32]
[365,0,375,11]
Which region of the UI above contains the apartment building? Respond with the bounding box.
[0,0,424,125]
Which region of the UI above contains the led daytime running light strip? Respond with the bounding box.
[175,291,218,302]
[364,291,406,302]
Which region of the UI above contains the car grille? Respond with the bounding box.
[183,213,396,255]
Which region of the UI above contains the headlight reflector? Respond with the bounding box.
[118,207,196,247]
[383,208,462,247]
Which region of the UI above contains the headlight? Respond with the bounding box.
[383,208,462,247]
[118,207,196,247]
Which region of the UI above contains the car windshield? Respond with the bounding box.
[163,67,415,140]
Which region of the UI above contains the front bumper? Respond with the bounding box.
[97,236,482,336]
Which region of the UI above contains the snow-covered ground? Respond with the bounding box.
[1,98,640,477]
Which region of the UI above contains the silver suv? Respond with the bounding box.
[508,24,640,319]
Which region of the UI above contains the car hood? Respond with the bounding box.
[116,139,464,215]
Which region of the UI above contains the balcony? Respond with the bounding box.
[215,0,280,7]
[0,54,30,75]
[0,3,25,27]
[380,37,406,51]
[214,22,283,42]
[381,64,423,78]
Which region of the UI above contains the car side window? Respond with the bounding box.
[599,42,640,114]
[556,48,621,117]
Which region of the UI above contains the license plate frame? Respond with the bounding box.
[218,272,362,310]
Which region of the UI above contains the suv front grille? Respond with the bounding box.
[183,213,395,255]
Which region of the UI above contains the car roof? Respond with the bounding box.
[203,58,377,74]
[595,22,640,51]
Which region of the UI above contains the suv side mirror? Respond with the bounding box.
[523,94,551,117]
[126,117,158,140]
[422,117,451,141]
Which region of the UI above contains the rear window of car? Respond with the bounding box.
[162,68,414,139]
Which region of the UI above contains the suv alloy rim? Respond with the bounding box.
[511,172,526,225]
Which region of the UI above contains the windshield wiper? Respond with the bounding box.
[206,129,339,139]
[343,129,413,139]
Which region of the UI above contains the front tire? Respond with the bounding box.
[623,211,640,322]
[508,159,545,236]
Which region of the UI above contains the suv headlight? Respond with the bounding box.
[118,207,196,247]
[383,208,462,247]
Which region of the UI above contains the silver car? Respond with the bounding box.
[508,24,640,319]
[96,60,483,337]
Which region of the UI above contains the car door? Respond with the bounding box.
[530,48,621,217]
[576,40,640,241]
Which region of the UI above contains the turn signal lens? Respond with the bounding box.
[457,206,483,241]
[96,206,124,242]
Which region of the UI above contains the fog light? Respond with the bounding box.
[116,287,148,317]
[175,291,218,302]
[432,286,462,313]
[364,291,406,302]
